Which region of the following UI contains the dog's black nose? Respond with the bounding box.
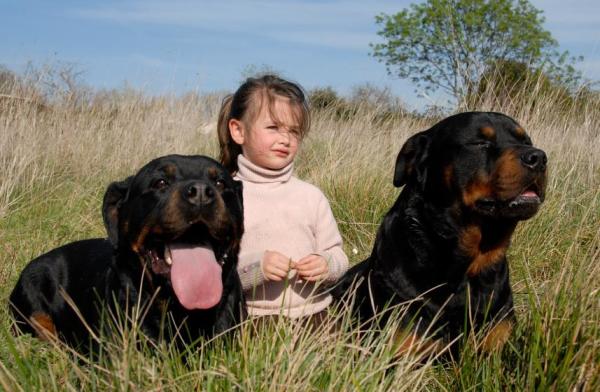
[185,182,214,205]
[521,148,547,172]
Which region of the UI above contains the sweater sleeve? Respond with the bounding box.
[237,250,267,291]
[313,192,349,284]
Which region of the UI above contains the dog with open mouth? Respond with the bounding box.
[333,112,547,357]
[9,155,245,352]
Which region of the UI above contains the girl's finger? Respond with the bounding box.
[302,273,327,282]
[295,257,309,265]
[266,265,289,278]
[267,265,288,276]
[298,260,327,273]
[273,257,293,270]
[265,273,283,281]
[296,258,319,269]
[263,262,287,277]
[299,266,326,277]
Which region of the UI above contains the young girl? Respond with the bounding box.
[217,74,348,321]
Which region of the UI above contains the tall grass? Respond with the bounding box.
[0,71,598,390]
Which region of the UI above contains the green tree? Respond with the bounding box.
[371,0,581,104]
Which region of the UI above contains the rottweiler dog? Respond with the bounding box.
[333,112,547,356]
[9,155,245,352]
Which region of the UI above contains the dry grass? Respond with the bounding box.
[0,73,598,390]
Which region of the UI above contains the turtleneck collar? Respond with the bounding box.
[235,154,294,184]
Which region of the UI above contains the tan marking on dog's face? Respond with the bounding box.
[480,126,496,139]
[481,319,513,352]
[30,312,57,341]
[207,192,234,240]
[460,225,511,277]
[492,149,526,201]
[463,149,528,207]
[514,126,526,138]
[131,224,152,254]
[207,167,218,180]
[162,188,188,232]
[462,175,493,207]
[163,164,177,177]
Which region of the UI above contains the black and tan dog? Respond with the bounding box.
[334,112,547,355]
[9,155,245,352]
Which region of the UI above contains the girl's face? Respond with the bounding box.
[229,96,301,170]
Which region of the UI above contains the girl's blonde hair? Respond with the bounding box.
[217,74,310,174]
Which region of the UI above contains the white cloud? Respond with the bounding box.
[72,0,402,27]
[70,0,405,50]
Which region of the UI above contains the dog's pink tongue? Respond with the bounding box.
[169,244,223,310]
[521,190,538,198]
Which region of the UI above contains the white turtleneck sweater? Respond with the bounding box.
[234,154,349,318]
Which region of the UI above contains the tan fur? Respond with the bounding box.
[211,195,235,240]
[131,224,151,254]
[462,176,493,207]
[394,329,442,358]
[207,166,218,179]
[514,126,526,138]
[481,319,513,352]
[163,188,187,232]
[480,126,496,139]
[30,312,57,340]
[460,225,510,277]
[492,149,525,200]
[163,163,177,177]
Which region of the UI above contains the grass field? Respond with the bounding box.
[0,80,598,390]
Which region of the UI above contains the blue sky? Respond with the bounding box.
[1,0,599,109]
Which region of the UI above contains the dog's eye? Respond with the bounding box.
[152,179,169,190]
[215,179,225,190]
[469,141,492,149]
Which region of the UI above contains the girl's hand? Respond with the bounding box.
[262,250,293,281]
[295,254,328,281]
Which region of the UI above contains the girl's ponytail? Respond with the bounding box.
[217,95,242,174]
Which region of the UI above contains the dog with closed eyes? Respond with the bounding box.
[333,112,547,356]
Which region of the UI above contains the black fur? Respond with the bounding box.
[9,155,246,353]
[333,112,547,354]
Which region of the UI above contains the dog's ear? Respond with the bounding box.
[393,131,432,188]
[102,176,132,247]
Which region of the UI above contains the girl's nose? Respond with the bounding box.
[279,130,291,145]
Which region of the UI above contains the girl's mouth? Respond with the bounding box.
[273,149,289,157]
